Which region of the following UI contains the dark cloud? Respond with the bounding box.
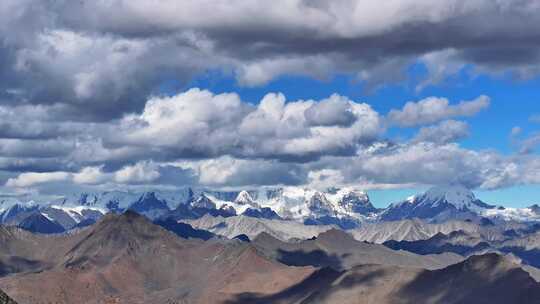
[304,94,357,127]
[1,1,540,121]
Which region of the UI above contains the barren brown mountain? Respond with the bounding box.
[252,228,463,270]
[227,253,540,304]
[0,211,315,304]
[1,212,540,304]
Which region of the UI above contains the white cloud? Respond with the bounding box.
[307,169,345,191]
[6,172,70,188]
[114,161,161,184]
[333,141,540,190]
[72,166,108,185]
[413,120,469,144]
[519,133,540,154]
[387,95,490,127]
[192,156,305,187]
[112,88,382,161]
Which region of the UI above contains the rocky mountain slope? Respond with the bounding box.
[0,210,539,303]
[384,228,540,270]
[351,218,523,243]
[183,214,333,241]
[0,203,104,234]
[0,212,316,304]
[226,253,540,304]
[252,228,463,270]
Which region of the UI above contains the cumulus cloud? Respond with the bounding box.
[387,95,490,127]
[307,169,346,191]
[110,88,382,161]
[519,133,540,154]
[4,162,196,190]
[304,94,357,127]
[412,120,470,144]
[6,172,70,188]
[114,161,161,184]
[0,84,539,193]
[193,157,306,187]
[336,142,540,190]
[72,166,108,185]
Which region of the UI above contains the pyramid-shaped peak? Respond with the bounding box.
[422,185,476,207]
[235,190,254,204]
[140,191,158,200]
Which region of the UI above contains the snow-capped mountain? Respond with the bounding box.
[2,185,539,232]
[381,186,496,222]
[128,192,170,219]
[0,203,39,224]
[234,190,257,206]
[0,202,105,233]
[17,213,65,234]
[0,186,379,229]
[380,185,540,223]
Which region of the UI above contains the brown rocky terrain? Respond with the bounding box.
[1,212,539,304]
[252,228,463,270]
[0,211,315,304]
[227,253,540,304]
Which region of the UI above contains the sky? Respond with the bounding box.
[1,0,540,208]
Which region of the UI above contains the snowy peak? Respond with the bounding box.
[420,186,476,209]
[191,193,216,209]
[333,188,377,214]
[235,190,255,205]
[128,192,170,219]
[308,191,335,216]
[18,213,65,234]
[382,185,496,222]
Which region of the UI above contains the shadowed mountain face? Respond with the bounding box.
[384,228,540,271]
[226,254,540,304]
[153,218,216,240]
[252,229,463,271]
[17,213,65,234]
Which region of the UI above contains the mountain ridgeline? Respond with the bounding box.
[2,185,539,235]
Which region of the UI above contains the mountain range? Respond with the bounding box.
[0,211,539,304]
[227,253,540,304]
[2,185,539,235]
[1,184,540,302]
[1,210,539,303]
